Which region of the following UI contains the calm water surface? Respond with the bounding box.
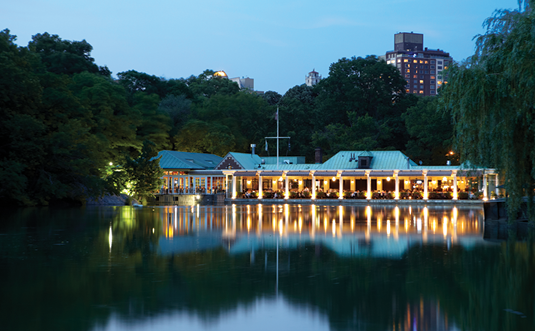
[1,204,533,331]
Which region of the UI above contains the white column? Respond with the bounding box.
[232,175,236,199]
[495,173,500,197]
[483,174,488,200]
[339,175,343,199]
[453,173,458,200]
[367,173,371,200]
[395,172,399,200]
[285,175,289,199]
[259,174,263,199]
[424,172,428,200]
[312,174,316,199]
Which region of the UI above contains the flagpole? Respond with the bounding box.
[276,106,279,170]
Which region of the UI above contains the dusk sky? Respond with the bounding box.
[4,0,520,94]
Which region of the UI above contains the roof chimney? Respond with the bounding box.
[315,148,323,164]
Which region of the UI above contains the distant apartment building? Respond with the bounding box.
[305,69,321,86]
[382,32,452,96]
[230,76,254,91]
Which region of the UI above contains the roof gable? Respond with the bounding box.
[321,151,417,170]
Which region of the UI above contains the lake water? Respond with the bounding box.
[1,204,533,331]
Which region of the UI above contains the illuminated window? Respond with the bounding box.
[425,60,429,64]
[413,75,417,78]
[444,66,448,70]
[419,60,423,64]
[406,89,410,93]
[397,59,401,63]
[415,70,419,73]
[419,90,424,94]
[438,81,443,85]
[404,59,408,62]
[406,69,410,73]
[444,81,448,84]
[413,90,417,93]
[419,80,424,84]
[406,64,410,67]
[431,76,436,79]
[405,74,410,78]
[413,60,417,63]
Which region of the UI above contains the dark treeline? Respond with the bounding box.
[0,29,453,206]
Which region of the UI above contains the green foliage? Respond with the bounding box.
[440,0,535,220]
[403,96,454,165]
[29,32,109,76]
[122,140,164,203]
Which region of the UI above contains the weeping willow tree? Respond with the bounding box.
[441,0,535,221]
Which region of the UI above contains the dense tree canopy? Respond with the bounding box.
[441,0,535,220]
[1,28,454,206]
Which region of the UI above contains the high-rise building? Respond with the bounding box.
[305,69,321,86]
[382,32,452,96]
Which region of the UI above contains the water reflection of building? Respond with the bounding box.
[158,205,486,257]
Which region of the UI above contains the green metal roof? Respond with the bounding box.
[156,151,222,170]
[321,151,417,170]
[260,156,306,165]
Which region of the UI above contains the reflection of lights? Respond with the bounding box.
[247,217,251,232]
[387,220,391,236]
[332,220,336,237]
[443,216,448,237]
[377,218,382,232]
[279,219,283,236]
[109,225,113,251]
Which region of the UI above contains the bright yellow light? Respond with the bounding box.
[378,180,382,184]
[332,177,336,181]
[247,180,251,184]
[279,177,283,182]
[351,180,354,183]
[214,70,228,77]
[443,177,447,182]
[386,177,391,182]
[324,180,327,184]
[109,162,113,166]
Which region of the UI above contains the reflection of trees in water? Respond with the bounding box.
[1,207,534,331]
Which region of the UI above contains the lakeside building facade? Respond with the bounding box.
[381,32,453,96]
[157,150,499,202]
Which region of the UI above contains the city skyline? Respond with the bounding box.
[3,0,519,94]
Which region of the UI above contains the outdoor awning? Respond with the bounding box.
[312,171,338,177]
[426,171,452,177]
[341,170,367,176]
[369,171,394,177]
[260,171,284,177]
[188,170,225,176]
[457,170,483,177]
[285,171,310,176]
[397,171,420,176]
[234,171,258,177]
